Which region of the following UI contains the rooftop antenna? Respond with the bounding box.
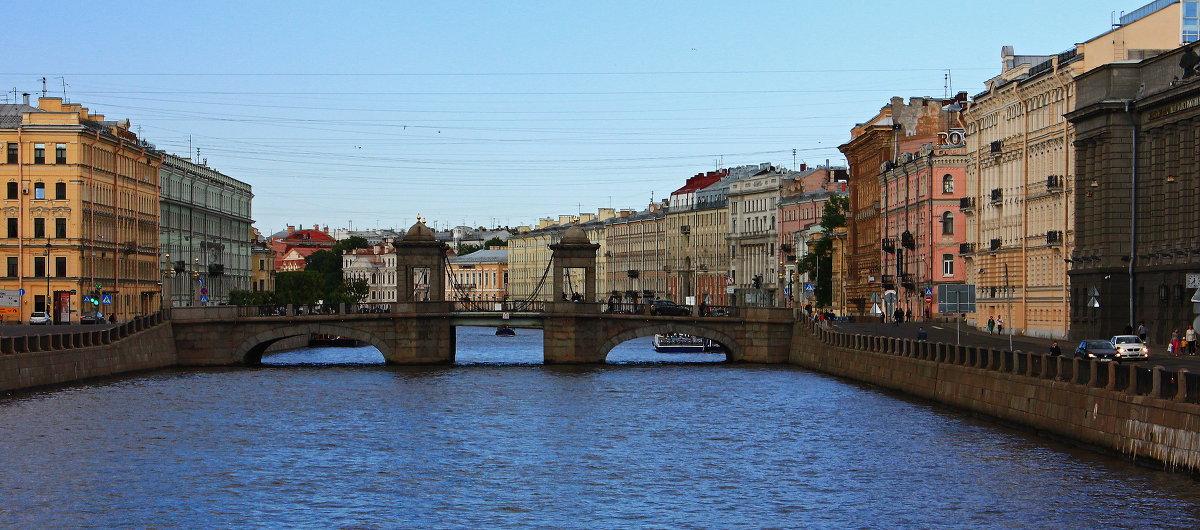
[58,77,67,101]
[189,136,193,162]
[41,77,46,98]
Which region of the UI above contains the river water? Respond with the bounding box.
[1,326,1198,528]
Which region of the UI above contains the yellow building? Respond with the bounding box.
[962,0,1194,338]
[1,97,162,323]
[507,214,608,302]
[605,203,668,301]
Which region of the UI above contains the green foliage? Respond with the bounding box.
[274,271,325,305]
[228,289,277,306]
[795,194,848,309]
[820,194,849,232]
[484,237,507,248]
[343,277,370,303]
[456,244,483,256]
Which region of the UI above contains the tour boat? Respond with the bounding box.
[653,334,708,353]
[495,326,516,337]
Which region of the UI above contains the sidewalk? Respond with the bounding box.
[831,320,1059,355]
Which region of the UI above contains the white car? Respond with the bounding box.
[28,311,52,325]
[1110,335,1150,360]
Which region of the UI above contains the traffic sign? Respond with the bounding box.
[1188,273,1200,289]
[925,295,932,304]
[18,288,24,296]
[200,287,209,296]
[200,295,209,303]
[101,294,113,305]
[805,283,815,292]
[924,287,933,296]
[198,278,205,287]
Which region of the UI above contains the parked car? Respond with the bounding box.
[1109,335,1150,360]
[28,311,52,325]
[1074,340,1119,362]
[79,311,105,325]
[649,299,691,317]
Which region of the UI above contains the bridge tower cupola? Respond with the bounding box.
[550,225,600,303]
[396,221,448,302]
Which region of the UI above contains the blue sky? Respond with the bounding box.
[1,1,1149,234]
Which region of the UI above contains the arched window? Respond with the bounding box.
[942,174,954,193]
[941,212,955,235]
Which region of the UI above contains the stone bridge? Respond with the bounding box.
[169,302,794,365]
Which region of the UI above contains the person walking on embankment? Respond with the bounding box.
[1186,325,1197,356]
[987,316,995,334]
[1170,328,1182,356]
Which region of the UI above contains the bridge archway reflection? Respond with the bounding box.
[237,323,393,365]
[598,324,737,364]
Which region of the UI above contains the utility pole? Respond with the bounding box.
[1005,262,1013,352]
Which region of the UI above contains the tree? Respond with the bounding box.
[484,237,506,248]
[456,244,483,256]
[332,236,370,256]
[796,194,849,308]
[229,289,277,306]
[274,271,325,305]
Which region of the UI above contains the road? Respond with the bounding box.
[829,320,1200,371]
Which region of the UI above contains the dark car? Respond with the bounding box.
[1074,340,1119,362]
[649,299,691,317]
[79,311,105,325]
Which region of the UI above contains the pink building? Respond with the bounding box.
[877,96,968,320]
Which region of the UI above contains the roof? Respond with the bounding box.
[0,104,40,128]
[671,170,727,196]
[448,249,508,264]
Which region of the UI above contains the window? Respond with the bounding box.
[34,182,44,200]
[1185,0,1199,43]
[942,174,954,193]
[259,259,265,271]
[5,143,15,164]
[941,212,955,235]
[942,254,954,277]
[6,218,16,238]
[54,182,65,200]
[6,182,15,199]
[33,144,45,164]
[55,143,66,164]
[55,256,66,277]
[55,218,66,238]
[34,256,45,277]
[6,257,16,277]
[33,218,44,238]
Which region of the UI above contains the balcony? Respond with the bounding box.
[960,197,975,210]
[990,188,1003,204]
[990,238,1002,251]
[881,238,896,254]
[900,274,915,289]
[1046,175,1063,190]
[959,243,975,255]
[882,274,896,290]
[679,225,691,235]
[990,141,1003,154]
[901,231,915,250]
[1046,230,1062,244]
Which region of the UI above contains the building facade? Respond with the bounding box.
[664,170,729,306]
[343,240,397,303]
[445,248,508,303]
[159,154,253,307]
[1067,40,1200,341]
[962,1,1191,337]
[604,204,667,302]
[250,228,276,294]
[1,97,162,322]
[729,166,795,306]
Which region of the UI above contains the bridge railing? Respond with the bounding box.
[237,305,288,318]
[350,302,393,314]
[451,300,547,313]
[700,305,739,318]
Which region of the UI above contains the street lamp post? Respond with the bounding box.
[1004,262,1013,353]
[45,241,51,322]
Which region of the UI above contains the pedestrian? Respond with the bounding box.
[987,316,995,334]
[917,326,927,341]
[1137,321,1148,343]
[1186,325,1197,356]
[997,317,1004,335]
[893,308,903,326]
[1170,328,1181,357]
[1049,341,1062,356]
[906,308,912,322]
[699,299,709,317]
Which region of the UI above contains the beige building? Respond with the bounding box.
[605,204,668,302]
[507,213,609,302]
[729,166,796,306]
[343,240,397,303]
[1,97,162,323]
[445,248,508,303]
[962,0,1194,338]
[250,229,276,294]
[664,170,730,306]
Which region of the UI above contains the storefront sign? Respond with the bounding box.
[937,129,966,147]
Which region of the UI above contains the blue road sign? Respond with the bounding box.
[924,287,933,296]
[19,288,24,296]
[101,294,113,305]
[200,295,209,303]
[198,278,205,287]
[805,283,815,292]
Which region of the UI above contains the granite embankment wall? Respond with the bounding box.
[791,320,1200,473]
[0,314,177,393]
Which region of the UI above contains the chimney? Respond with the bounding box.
[800,163,806,171]
[287,225,296,236]
[22,93,30,106]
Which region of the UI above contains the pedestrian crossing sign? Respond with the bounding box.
[100,294,113,305]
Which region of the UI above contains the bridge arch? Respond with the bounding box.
[235,323,394,365]
[594,323,743,362]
